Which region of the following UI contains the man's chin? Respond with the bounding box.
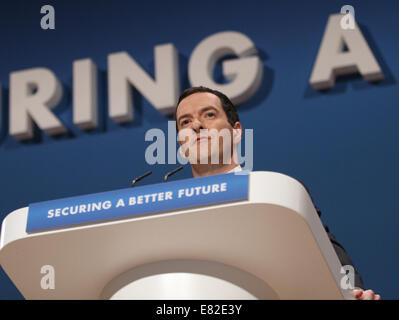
[189,156,232,166]
[187,146,231,165]
[189,157,211,165]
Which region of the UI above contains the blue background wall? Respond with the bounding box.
[0,0,397,299]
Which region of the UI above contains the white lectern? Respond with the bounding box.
[0,171,355,299]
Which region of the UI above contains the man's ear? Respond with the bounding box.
[232,122,242,144]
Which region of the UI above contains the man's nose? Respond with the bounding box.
[191,118,204,133]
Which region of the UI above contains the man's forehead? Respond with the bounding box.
[177,92,222,116]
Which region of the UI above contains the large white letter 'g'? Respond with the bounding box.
[188,31,263,106]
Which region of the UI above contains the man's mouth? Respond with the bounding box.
[193,136,210,145]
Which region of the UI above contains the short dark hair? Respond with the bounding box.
[174,86,240,131]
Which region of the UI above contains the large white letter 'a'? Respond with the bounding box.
[310,14,384,90]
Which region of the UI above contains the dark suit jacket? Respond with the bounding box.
[297,180,364,289]
[315,206,364,289]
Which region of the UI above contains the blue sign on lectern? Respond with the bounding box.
[26,172,249,232]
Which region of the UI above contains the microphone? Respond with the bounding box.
[163,166,184,182]
[130,171,152,187]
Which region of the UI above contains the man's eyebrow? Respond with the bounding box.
[200,106,218,114]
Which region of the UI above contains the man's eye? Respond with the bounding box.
[205,112,215,118]
[181,119,190,126]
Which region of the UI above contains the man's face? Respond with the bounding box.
[176,92,241,164]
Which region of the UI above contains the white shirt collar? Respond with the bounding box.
[227,165,243,173]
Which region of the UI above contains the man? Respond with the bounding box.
[174,86,380,300]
